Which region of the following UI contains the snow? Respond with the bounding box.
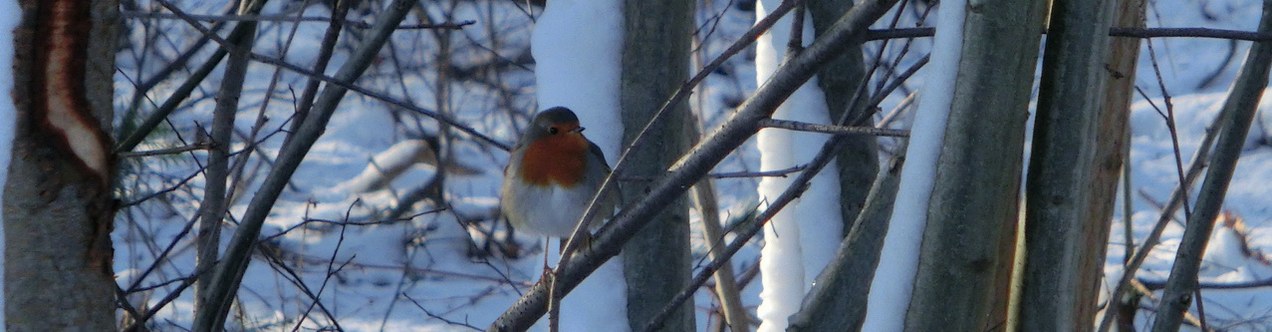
[862,0,966,330]
[528,0,630,330]
[0,0,21,320]
[336,139,438,194]
[95,0,1272,330]
[751,1,846,331]
[1105,86,1272,329]
[530,0,625,158]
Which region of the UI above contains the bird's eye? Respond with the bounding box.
[549,127,559,135]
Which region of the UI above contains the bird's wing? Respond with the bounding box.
[587,141,612,173]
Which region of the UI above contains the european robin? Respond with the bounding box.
[500,107,616,239]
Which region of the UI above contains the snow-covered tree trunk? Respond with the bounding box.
[1020,0,1116,328]
[618,1,696,331]
[809,0,877,230]
[865,0,1045,330]
[901,0,1045,329]
[753,1,846,330]
[530,0,631,330]
[863,2,966,329]
[4,0,119,329]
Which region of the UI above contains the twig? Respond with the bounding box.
[120,168,203,208]
[758,118,909,137]
[260,208,443,243]
[861,26,1272,42]
[118,143,211,158]
[1141,276,1272,290]
[120,10,474,29]
[256,245,346,332]
[710,165,806,179]
[404,294,483,331]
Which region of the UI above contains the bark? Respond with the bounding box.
[4,0,119,330]
[903,0,1046,330]
[1152,0,1272,329]
[809,0,878,229]
[1019,0,1116,329]
[195,0,260,305]
[620,0,696,331]
[1097,0,1147,328]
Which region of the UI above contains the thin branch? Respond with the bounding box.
[710,165,806,179]
[120,10,474,29]
[862,26,1272,42]
[404,294,483,331]
[1141,276,1272,290]
[118,143,211,158]
[758,118,909,137]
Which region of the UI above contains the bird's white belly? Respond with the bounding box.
[511,184,593,237]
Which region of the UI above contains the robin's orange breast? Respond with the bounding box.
[518,133,590,187]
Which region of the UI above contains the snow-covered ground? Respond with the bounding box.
[89,0,1272,330]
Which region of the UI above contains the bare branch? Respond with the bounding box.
[758,118,909,137]
[862,26,1272,42]
[118,143,211,158]
[121,10,474,30]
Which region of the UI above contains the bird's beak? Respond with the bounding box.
[573,127,585,133]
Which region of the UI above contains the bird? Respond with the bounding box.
[501,106,616,246]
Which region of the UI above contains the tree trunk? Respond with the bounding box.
[903,0,1046,330]
[195,0,261,305]
[5,0,119,330]
[1019,0,1116,329]
[1099,0,1147,328]
[620,0,696,331]
[809,0,878,229]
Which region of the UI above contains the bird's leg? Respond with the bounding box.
[541,236,552,278]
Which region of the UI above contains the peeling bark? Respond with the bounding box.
[5,0,119,329]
